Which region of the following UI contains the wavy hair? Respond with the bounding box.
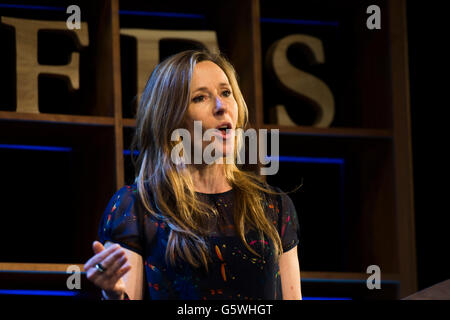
[131,50,283,270]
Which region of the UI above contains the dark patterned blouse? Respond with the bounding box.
[98,184,300,300]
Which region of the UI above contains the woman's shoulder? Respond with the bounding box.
[259,183,287,201]
[115,183,138,195]
[260,184,297,216]
[107,183,139,208]
[109,183,165,221]
[99,183,147,255]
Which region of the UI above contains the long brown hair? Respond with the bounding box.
[131,50,283,270]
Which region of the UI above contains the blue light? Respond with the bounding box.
[265,155,344,165]
[0,4,65,11]
[261,17,339,27]
[123,149,140,156]
[119,10,205,19]
[0,289,79,296]
[0,4,205,20]
[0,144,72,152]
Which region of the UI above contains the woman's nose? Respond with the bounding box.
[214,96,225,114]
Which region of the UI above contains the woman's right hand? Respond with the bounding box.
[84,241,132,300]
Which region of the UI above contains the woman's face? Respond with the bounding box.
[183,60,238,162]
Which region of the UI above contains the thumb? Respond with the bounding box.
[93,240,105,254]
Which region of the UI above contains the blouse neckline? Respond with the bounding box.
[195,188,234,196]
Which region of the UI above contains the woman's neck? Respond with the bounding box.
[189,164,232,194]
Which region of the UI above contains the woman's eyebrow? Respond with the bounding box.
[192,86,209,93]
[192,83,231,93]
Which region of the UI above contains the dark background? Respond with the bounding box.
[407,1,450,290]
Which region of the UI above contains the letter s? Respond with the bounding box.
[266,34,335,128]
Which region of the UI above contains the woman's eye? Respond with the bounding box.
[222,90,232,97]
[192,95,205,103]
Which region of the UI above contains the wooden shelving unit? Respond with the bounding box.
[0,0,416,299]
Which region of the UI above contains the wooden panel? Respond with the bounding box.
[358,141,397,273]
[352,0,392,129]
[111,0,125,189]
[0,263,84,272]
[89,0,124,189]
[0,111,114,126]
[388,0,418,297]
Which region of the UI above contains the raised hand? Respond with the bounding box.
[84,241,132,299]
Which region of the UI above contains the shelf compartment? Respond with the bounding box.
[266,135,397,274]
[0,124,117,264]
[0,1,120,117]
[259,0,392,130]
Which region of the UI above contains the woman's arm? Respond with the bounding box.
[279,245,302,300]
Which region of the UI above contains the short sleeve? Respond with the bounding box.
[277,190,300,253]
[98,185,144,255]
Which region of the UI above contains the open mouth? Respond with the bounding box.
[215,122,233,139]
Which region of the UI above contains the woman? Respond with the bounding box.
[84,50,302,300]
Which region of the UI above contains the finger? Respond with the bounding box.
[88,257,126,292]
[86,255,126,291]
[86,266,101,285]
[89,247,126,283]
[103,254,128,279]
[117,263,132,279]
[104,242,115,249]
[93,241,104,254]
[99,248,126,275]
[84,243,120,270]
[109,263,132,286]
[97,258,130,293]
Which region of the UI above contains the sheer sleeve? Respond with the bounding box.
[276,189,300,253]
[98,185,144,255]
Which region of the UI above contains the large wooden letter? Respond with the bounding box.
[1,17,89,113]
[120,29,219,102]
[266,34,335,128]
